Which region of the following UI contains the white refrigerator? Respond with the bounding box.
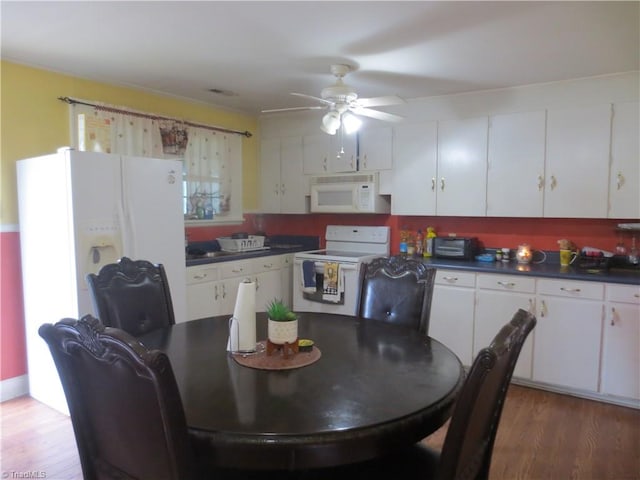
[17,148,187,413]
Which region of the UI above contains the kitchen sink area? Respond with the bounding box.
[185,235,319,266]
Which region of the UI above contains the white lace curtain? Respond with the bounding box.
[73,102,243,222]
[183,127,234,218]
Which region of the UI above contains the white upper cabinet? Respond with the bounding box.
[391,122,438,215]
[487,111,546,217]
[609,101,639,219]
[303,133,357,174]
[544,104,612,218]
[260,136,307,214]
[437,116,489,216]
[358,126,393,172]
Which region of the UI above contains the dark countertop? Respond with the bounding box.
[420,255,640,286]
[186,235,320,267]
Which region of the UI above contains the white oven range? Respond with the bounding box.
[293,225,390,316]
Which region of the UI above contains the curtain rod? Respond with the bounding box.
[58,96,252,138]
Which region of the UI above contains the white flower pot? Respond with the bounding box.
[268,319,298,345]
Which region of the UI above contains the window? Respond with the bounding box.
[69,101,244,224]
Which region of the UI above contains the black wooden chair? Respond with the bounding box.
[301,308,537,480]
[86,256,175,337]
[357,255,437,335]
[39,315,196,480]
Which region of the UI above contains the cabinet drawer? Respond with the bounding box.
[219,259,253,278]
[186,265,219,285]
[537,278,604,300]
[252,256,281,274]
[435,270,476,288]
[477,274,536,293]
[606,284,640,304]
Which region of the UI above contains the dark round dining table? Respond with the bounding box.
[137,312,464,471]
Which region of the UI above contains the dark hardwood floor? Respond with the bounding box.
[1,385,639,479]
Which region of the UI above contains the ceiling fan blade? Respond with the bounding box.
[356,95,405,108]
[261,106,326,113]
[351,107,404,123]
[291,92,335,106]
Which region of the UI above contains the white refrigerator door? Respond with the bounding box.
[70,151,123,316]
[120,156,187,322]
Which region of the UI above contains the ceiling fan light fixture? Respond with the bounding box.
[321,111,341,135]
[342,113,362,134]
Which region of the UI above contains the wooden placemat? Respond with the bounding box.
[232,340,321,370]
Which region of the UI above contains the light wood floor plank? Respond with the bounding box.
[2,385,639,479]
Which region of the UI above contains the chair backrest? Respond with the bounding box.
[357,255,437,335]
[39,315,194,480]
[437,308,536,480]
[86,256,175,337]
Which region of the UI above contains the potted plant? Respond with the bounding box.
[266,298,298,346]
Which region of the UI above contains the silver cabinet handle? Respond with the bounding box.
[193,273,207,280]
[550,175,557,190]
[610,307,617,326]
[274,183,279,196]
[537,175,544,191]
[431,177,436,191]
[280,183,285,195]
[214,284,219,300]
[528,298,534,314]
[440,177,445,191]
[617,172,624,190]
[560,287,581,293]
[222,284,227,299]
[442,276,458,282]
[497,281,516,288]
[540,300,548,318]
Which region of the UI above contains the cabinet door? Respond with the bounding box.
[487,111,546,217]
[602,284,640,401]
[358,126,393,171]
[186,265,221,321]
[280,254,294,308]
[280,136,307,213]
[303,134,331,175]
[437,117,488,216]
[330,133,357,173]
[430,271,476,366]
[252,256,282,312]
[391,122,437,215]
[609,101,640,219]
[260,137,282,213]
[475,290,535,379]
[545,104,611,218]
[533,295,603,392]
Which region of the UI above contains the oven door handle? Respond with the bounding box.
[294,260,357,271]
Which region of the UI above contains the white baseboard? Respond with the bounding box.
[1,375,29,402]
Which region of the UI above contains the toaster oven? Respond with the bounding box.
[434,237,479,260]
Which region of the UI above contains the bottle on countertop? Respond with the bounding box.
[407,231,416,256]
[424,227,437,258]
[399,225,409,256]
[415,230,424,256]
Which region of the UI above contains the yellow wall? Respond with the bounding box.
[0,61,259,225]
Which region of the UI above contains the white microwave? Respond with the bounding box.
[309,173,390,213]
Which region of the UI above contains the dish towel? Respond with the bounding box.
[322,262,341,303]
[301,260,317,293]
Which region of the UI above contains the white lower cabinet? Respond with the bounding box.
[601,284,640,403]
[187,254,295,321]
[280,254,294,309]
[186,264,222,321]
[533,278,604,392]
[475,274,536,380]
[252,256,283,312]
[430,270,476,366]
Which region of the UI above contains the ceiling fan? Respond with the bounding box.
[262,64,405,135]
